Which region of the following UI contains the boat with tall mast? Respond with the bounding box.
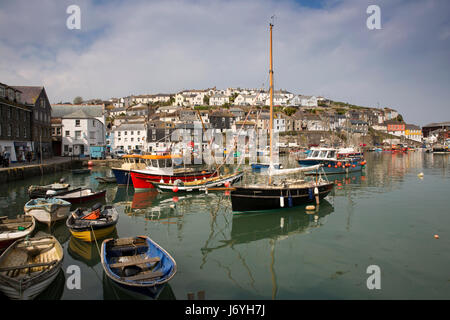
[230,22,334,212]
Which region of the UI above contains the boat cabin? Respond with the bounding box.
[139,154,184,175]
[306,148,337,161]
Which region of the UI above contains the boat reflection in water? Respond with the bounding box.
[102,272,176,300]
[131,190,158,210]
[36,219,71,246]
[201,199,334,299]
[230,199,335,244]
[68,236,103,267]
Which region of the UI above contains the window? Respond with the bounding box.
[52,128,56,135]
[131,131,134,135]
[64,145,69,152]
[137,131,140,135]
[34,111,38,120]
[75,131,81,140]
[7,124,11,136]
[117,131,121,136]
[65,131,70,137]
[131,138,134,142]
[0,87,5,97]
[124,131,127,135]
[57,128,61,135]
[92,120,95,127]
[24,127,27,138]
[89,131,95,139]
[75,120,80,127]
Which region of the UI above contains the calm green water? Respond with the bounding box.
[0,152,449,300]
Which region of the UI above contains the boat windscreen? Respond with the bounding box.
[152,159,158,168]
[318,151,327,158]
[311,150,320,158]
[327,151,336,158]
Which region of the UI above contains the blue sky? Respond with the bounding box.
[1,0,449,126]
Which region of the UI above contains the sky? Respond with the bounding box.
[0,0,449,126]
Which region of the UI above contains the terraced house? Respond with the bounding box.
[0,82,33,162]
[11,85,53,159]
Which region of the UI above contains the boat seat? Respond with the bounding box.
[0,260,58,273]
[110,257,160,268]
[122,270,164,282]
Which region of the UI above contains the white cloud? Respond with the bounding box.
[0,0,449,125]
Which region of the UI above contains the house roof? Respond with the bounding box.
[11,86,44,105]
[52,104,104,118]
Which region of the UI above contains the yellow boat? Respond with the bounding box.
[66,204,119,242]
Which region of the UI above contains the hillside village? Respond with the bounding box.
[1,81,448,161]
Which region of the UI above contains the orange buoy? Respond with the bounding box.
[224,191,230,196]
[172,196,179,202]
[352,164,356,168]
[88,160,93,166]
[172,186,179,193]
[434,234,439,239]
[337,162,342,167]
[334,165,338,168]
[328,164,331,168]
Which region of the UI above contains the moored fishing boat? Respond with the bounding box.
[66,204,119,242]
[0,215,36,252]
[111,154,147,186]
[130,154,217,192]
[24,198,72,226]
[101,236,177,288]
[54,188,106,204]
[297,147,366,175]
[0,235,63,300]
[151,171,244,193]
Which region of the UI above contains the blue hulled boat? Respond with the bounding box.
[111,155,146,186]
[101,236,177,288]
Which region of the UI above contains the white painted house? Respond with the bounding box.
[112,123,147,152]
[60,109,106,156]
[209,94,230,106]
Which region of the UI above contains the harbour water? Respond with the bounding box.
[0,152,449,300]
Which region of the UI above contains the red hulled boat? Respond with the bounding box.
[130,155,217,192]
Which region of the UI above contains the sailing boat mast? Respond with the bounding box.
[269,22,274,166]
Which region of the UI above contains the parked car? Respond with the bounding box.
[112,150,126,159]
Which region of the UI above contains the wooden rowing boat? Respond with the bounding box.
[66,204,119,242]
[24,198,72,226]
[0,235,63,300]
[101,236,177,288]
[0,215,36,252]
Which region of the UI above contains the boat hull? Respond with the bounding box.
[25,207,70,226]
[130,170,217,192]
[111,168,133,186]
[298,159,364,175]
[57,189,106,204]
[230,182,334,212]
[153,172,244,193]
[69,225,117,242]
